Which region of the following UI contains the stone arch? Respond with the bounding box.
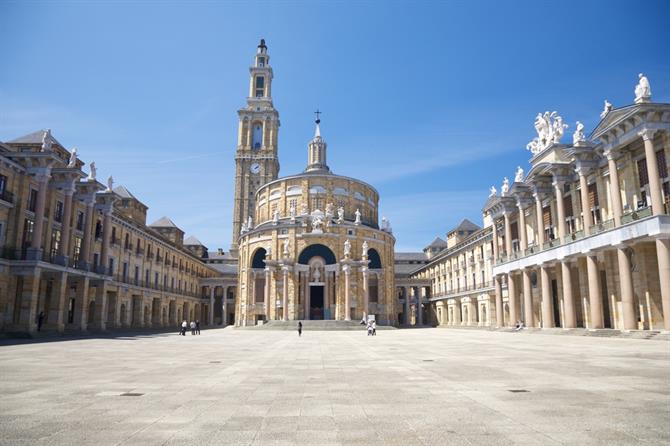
[298,244,336,265]
[368,248,382,269]
[251,248,267,268]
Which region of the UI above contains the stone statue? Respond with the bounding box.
[337,206,344,224]
[362,241,368,258]
[312,265,321,282]
[106,175,114,192]
[573,121,586,145]
[240,222,247,234]
[381,216,389,231]
[41,129,52,152]
[489,186,497,197]
[311,213,323,232]
[88,161,97,181]
[300,203,308,216]
[272,209,279,224]
[354,208,361,225]
[344,239,351,258]
[289,202,296,218]
[526,111,568,155]
[634,73,651,103]
[282,239,290,257]
[266,245,272,259]
[247,216,253,230]
[600,100,613,118]
[514,166,524,183]
[325,202,334,219]
[67,148,78,168]
[501,177,509,195]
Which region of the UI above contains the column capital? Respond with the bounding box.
[638,127,657,141]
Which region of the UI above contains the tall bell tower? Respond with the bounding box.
[231,39,280,255]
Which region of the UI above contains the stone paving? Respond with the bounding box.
[0,327,669,446]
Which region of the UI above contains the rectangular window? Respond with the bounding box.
[588,183,600,223]
[73,237,82,264]
[255,76,265,97]
[658,149,668,179]
[122,262,128,280]
[108,257,114,275]
[22,219,34,251]
[0,174,6,194]
[68,298,75,324]
[27,189,38,212]
[50,229,61,260]
[638,158,649,187]
[54,201,64,223]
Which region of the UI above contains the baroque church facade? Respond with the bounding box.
[232,41,397,326]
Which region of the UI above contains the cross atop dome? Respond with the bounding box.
[314,109,321,137]
[306,110,329,173]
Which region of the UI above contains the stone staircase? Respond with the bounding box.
[238,320,396,331]
[439,325,669,341]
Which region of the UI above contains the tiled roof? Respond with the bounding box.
[7,129,63,147]
[425,237,448,248]
[209,263,238,275]
[449,218,481,234]
[149,216,179,228]
[395,252,428,261]
[184,235,205,246]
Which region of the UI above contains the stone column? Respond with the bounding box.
[18,271,42,332]
[362,267,369,320]
[534,193,545,246]
[492,221,499,261]
[518,203,528,252]
[404,286,410,325]
[560,262,576,328]
[586,254,603,328]
[223,288,229,326]
[606,151,623,226]
[616,246,636,330]
[507,273,518,326]
[264,268,271,320]
[303,272,310,319]
[494,276,503,327]
[47,271,69,332]
[503,211,513,256]
[343,265,351,321]
[454,301,462,325]
[578,168,592,236]
[75,277,90,331]
[79,196,96,270]
[99,209,112,274]
[639,129,663,215]
[540,265,554,328]
[28,171,51,260]
[282,267,289,321]
[209,287,215,325]
[93,283,108,330]
[57,186,75,263]
[522,268,534,327]
[656,238,670,330]
[553,179,566,242]
[417,286,423,326]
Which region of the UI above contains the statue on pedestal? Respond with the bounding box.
[300,203,308,216]
[601,99,613,118]
[634,73,652,103]
[106,175,114,192]
[501,177,509,195]
[88,161,97,181]
[337,206,344,224]
[68,148,78,168]
[247,216,253,230]
[311,213,323,233]
[289,202,296,222]
[272,210,279,225]
[354,208,361,225]
[240,222,247,234]
[344,239,351,258]
[362,241,368,258]
[489,186,497,198]
[282,239,290,258]
[573,121,586,145]
[514,166,524,183]
[325,202,334,219]
[41,129,52,152]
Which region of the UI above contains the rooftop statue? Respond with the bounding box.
[88,161,97,181]
[501,177,510,195]
[106,175,114,192]
[600,100,613,118]
[41,129,53,152]
[67,148,78,168]
[514,166,524,183]
[573,121,586,145]
[526,111,568,155]
[337,206,344,224]
[634,73,651,103]
[489,185,497,197]
[354,208,361,225]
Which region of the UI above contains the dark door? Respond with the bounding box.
[551,279,561,327]
[310,286,324,320]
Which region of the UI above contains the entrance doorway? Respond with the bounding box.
[310,286,324,320]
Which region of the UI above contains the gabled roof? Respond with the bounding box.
[425,237,448,249]
[449,218,481,234]
[7,129,63,147]
[113,185,148,208]
[149,216,180,228]
[184,235,205,246]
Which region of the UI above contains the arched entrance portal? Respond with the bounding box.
[298,244,337,320]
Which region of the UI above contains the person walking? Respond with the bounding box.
[195,320,201,335]
[190,320,196,335]
[37,311,45,331]
[367,321,373,336]
[372,321,377,336]
[297,321,302,337]
[181,320,187,336]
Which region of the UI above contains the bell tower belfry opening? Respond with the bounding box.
[231,39,280,255]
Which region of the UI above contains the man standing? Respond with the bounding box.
[297,321,302,337]
[37,312,45,331]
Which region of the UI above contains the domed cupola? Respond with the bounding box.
[305,112,330,173]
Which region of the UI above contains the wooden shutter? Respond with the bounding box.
[542,206,552,228]
[511,221,519,240]
[588,183,599,208]
[657,150,668,178]
[638,158,649,187]
[563,195,574,218]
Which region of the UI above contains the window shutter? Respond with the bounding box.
[511,221,519,240]
[542,206,552,228]
[563,195,574,218]
[588,183,599,208]
[657,150,668,178]
[638,158,649,187]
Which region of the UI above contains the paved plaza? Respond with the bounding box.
[1,328,669,446]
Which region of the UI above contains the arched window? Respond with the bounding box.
[368,248,382,269]
[251,248,267,269]
[252,123,263,149]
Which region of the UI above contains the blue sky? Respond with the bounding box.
[1,1,669,251]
